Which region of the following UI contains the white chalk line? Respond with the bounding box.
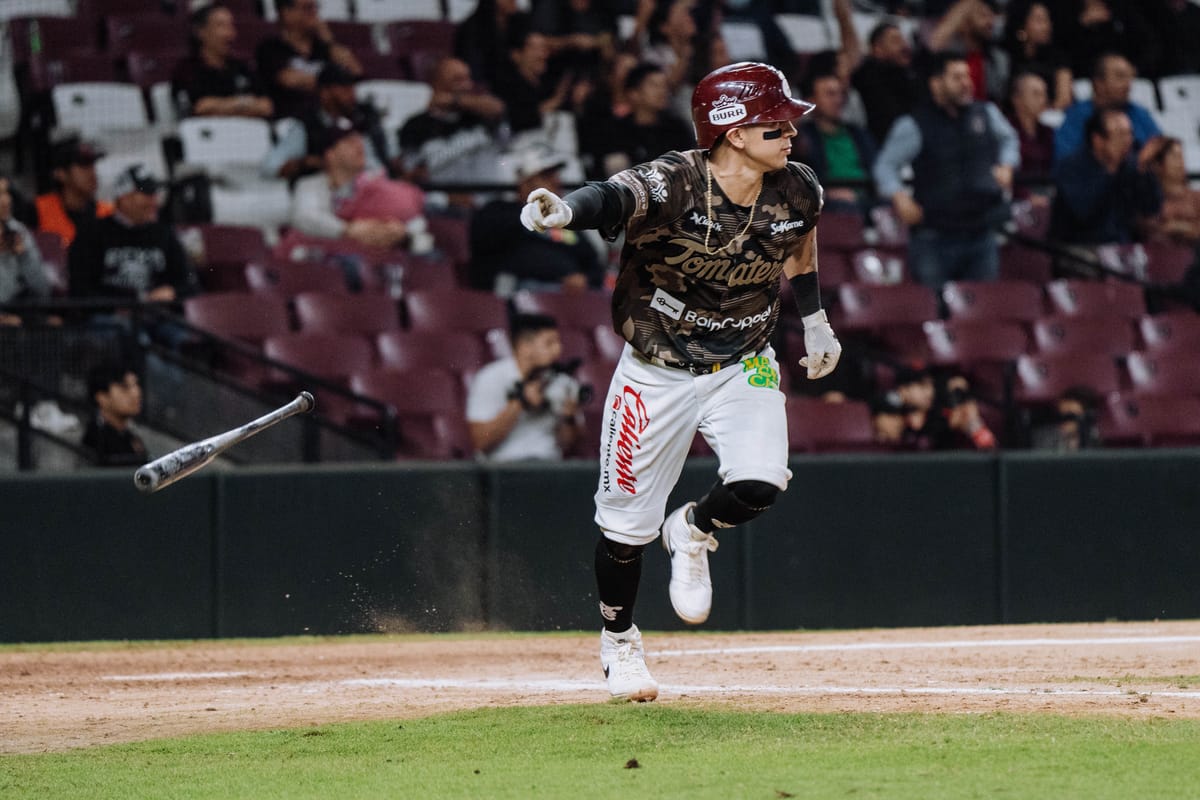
[101,671,251,681]
[340,677,1200,700]
[653,634,1200,658]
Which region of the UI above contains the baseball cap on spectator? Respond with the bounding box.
[513,143,566,182]
[312,116,361,154]
[870,390,915,417]
[318,63,359,88]
[894,362,932,387]
[112,164,163,197]
[50,137,106,169]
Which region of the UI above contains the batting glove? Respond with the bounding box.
[520,188,573,232]
[799,309,842,380]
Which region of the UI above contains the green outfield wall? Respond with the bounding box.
[2,451,1198,642]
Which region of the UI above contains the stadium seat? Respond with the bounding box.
[1157,74,1200,115]
[356,52,408,81]
[923,319,1029,366]
[245,259,350,297]
[187,223,269,292]
[593,325,626,362]
[942,280,1044,323]
[404,288,509,334]
[425,214,471,275]
[776,13,835,52]
[378,255,458,293]
[1138,312,1200,353]
[184,292,292,344]
[786,398,877,453]
[126,50,176,90]
[263,332,375,423]
[513,290,611,332]
[835,282,939,330]
[1015,353,1120,404]
[1125,351,1200,397]
[851,248,906,284]
[998,243,1053,284]
[817,250,854,286]
[375,329,487,374]
[294,291,402,336]
[8,16,92,67]
[349,367,467,458]
[386,19,457,59]
[178,116,273,168]
[1139,242,1195,285]
[314,0,352,21]
[354,79,432,142]
[1101,393,1200,448]
[1045,279,1146,319]
[325,20,378,54]
[361,0,444,21]
[1032,316,1135,358]
[814,210,865,252]
[721,20,767,61]
[104,15,184,59]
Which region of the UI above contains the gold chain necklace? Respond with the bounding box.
[703,162,762,255]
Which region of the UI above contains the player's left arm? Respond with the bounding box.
[782,163,841,380]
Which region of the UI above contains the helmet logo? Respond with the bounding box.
[709,94,747,126]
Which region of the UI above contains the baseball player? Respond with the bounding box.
[521,62,841,702]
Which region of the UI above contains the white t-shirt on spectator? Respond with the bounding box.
[466,357,561,462]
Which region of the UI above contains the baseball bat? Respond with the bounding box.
[133,392,315,494]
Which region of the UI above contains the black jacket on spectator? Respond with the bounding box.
[171,54,263,117]
[910,101,1008,233]
[256,35,332,120]
[1049,149,1163,245]
[82,415,147,467]
[68,216,194,299]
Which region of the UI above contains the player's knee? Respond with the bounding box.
[600,535,645,562]
[727,480,779,512]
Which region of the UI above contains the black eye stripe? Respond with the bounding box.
[762,128,783,140]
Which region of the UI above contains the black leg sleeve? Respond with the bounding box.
[691,480,780,532]
[594,535,644,633]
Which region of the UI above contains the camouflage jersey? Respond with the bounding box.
[607,149,824,368]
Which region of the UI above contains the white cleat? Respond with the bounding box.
[599,625,658,702]
[661,502,719,624]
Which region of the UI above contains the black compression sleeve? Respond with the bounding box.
[789,272,821,317]
[563,181,635,237]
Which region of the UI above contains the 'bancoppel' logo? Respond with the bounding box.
[770,219,806,234]
[650,287,685,320]
[709,94,747,125]
[684,307,771,331]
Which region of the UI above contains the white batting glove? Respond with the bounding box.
[520,188,573,232]
[799,309,842,380]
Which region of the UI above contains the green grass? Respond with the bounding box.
[3,707,1198,800]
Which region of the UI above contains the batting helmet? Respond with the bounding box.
[691,62,815,149]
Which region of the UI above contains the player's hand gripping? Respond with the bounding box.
[800,309,842,380]
[520,188,573,232]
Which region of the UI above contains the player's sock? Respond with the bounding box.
[690,480,779,533]
[594,534,643,633]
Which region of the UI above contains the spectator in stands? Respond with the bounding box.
[851,20,919,145]
[171,3,273,119]
[83,362,148,467]
[262,63,387,182]
[256,0,361,121]
[1053,52,1160,164]
[793,66,878,215]
[1144,0,1200,78]
[1144,136,1200,247]
[1054,0,1155,80]
[800,48,868,133]
[454,0,524,87]
[585,63,693,179]
[932,374,998,450]
[874,51,1020,289]
[397,56,507,185]
[635,0,698,119]
[927,0,1009,103]
[35,137,113,248]
[468,143,603,293]
[466,312,584,462]
[1005,71,1055,201]
[1029,384,1101,451]
[870,390,917,449]
[291,118,428,252]
[492,20,576,135]
[67,165,195,304]
[0,175,52,326]
[531,0,618,81]
[1049,109,1163,246]
[1002,1,1072,109]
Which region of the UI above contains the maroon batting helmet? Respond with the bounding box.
[691,62,815,149]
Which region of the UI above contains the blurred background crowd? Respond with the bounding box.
[1,0,1199,470]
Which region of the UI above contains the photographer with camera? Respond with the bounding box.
[466,312,587,462]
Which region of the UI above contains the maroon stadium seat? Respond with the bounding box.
[1032,316,1135,358]
[184,292,291,344]
[851,248,907,285]
[998,243,1053,283]
[294,291,402,336]
[786,399,877,453]
[815,211,865,251]
[104,16,185,59]
[942,280,1045,323]
[9,17,95,67]
[923,319,1029,366]
[29,53,118,91]
[375,330,488,373]
[1045,279,1146,319]
[835,283,939,330]
[263,332,376,423]
[404,288,509,334]
[326,21,379,54]
[1140,242,1196,284]
[32,231,68,294]
[593,325,626,361]
[1124,351,1200,397]
[387,20,457,74]
[245,259,349,297]
[1101,393,1200,447]
[1015,353,1120,404]
[349,367,468,458]
[1138,312,1200,352]
[514,290,611,332]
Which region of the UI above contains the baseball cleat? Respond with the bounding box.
[600,625,658,702]
[662,502,718,624]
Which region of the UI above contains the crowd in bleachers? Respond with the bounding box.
[2,0,1200,464]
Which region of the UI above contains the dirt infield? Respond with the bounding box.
[3,620,1200,754]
